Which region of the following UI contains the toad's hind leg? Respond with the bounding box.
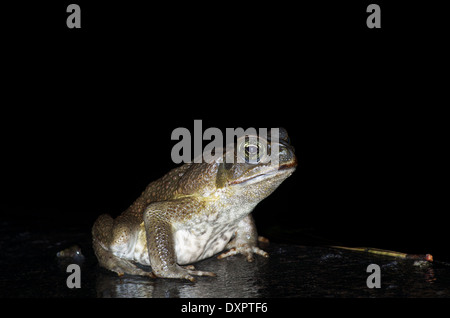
[92,214,154,278]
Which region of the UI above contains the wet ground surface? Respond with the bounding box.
[1,217,450,298]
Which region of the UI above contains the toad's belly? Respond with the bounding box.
[174,225,236,265]
[124,225,237,266]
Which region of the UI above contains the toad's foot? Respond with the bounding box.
[153,264,216,282]
[182,265,217,280]
[217,246,269,262]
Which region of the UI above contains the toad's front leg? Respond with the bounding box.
[218,214,269,262]
[143,201,216,282]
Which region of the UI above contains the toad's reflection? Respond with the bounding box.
[96,274,155,298]
[95,254,265,298]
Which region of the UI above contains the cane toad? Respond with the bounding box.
[92,128,296,281]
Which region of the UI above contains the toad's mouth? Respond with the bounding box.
[229,158,297,186]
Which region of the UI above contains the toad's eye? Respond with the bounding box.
[237,137,267,164]
[245,144,259,156]
[242,140,266,164]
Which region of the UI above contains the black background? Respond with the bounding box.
[1,0,448,275]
